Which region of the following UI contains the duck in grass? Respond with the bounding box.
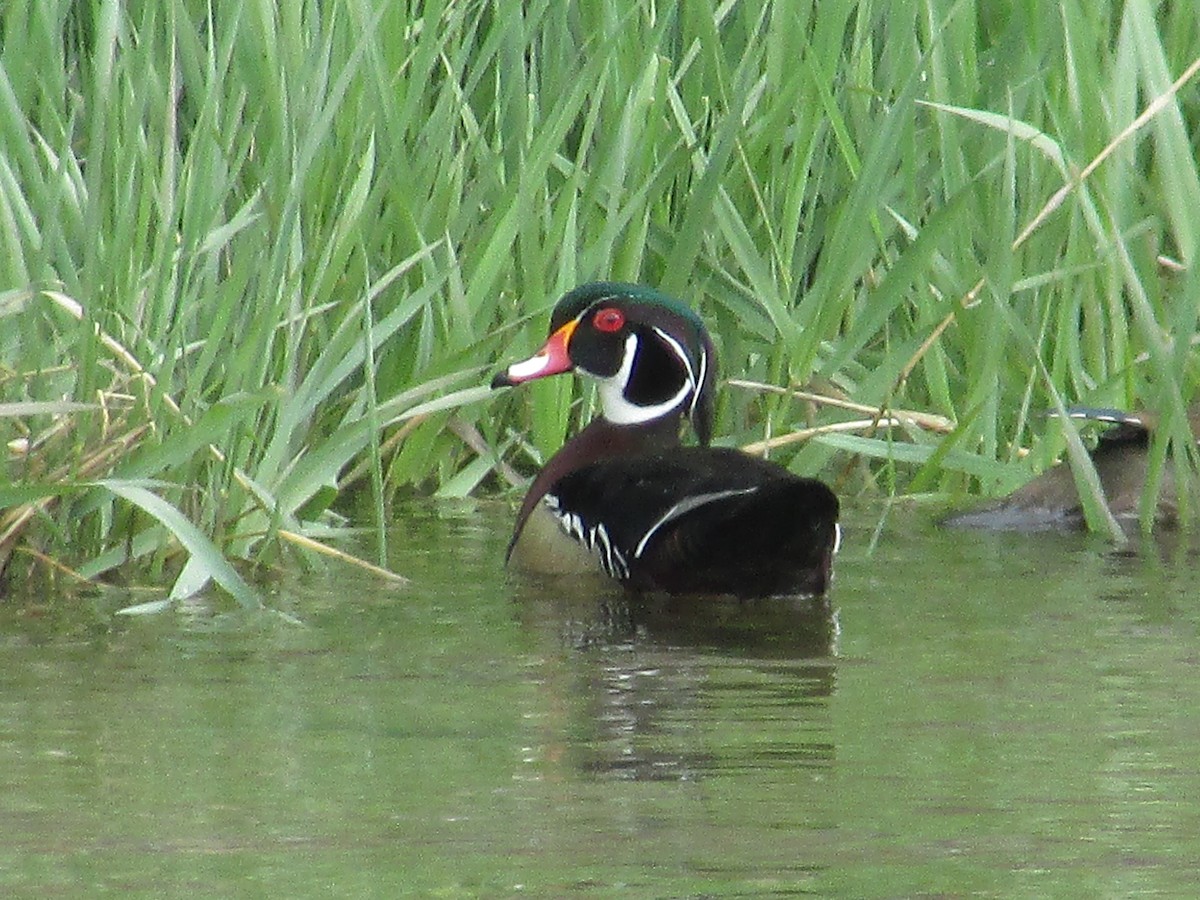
[491,282,840,598]
[941,406,1200,531]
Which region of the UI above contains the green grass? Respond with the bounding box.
[1,0,1199,601]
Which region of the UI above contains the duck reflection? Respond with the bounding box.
[512,579,838,781]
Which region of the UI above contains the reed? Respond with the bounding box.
[1,0,1198,601]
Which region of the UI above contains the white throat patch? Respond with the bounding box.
[591,332,695,426]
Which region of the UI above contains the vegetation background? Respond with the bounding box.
[1,0,1198,605]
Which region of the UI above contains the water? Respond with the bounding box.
[3,502,1200,897]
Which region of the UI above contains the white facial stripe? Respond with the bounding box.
[689,339,708,420]
[652,325,707,422]
[650,326,696,385]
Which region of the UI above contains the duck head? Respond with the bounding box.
[492,282,718,444]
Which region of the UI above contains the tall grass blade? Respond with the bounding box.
[97,481,262,609]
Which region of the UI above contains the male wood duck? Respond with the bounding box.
[941,406,1200,530]
[491,282,840,597]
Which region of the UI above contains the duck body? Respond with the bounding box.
[941,406,1193,531]
[541,445,839,596]
[493,282,839,598]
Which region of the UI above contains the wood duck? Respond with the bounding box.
[491,282,840,597]
[941,406,1199,530]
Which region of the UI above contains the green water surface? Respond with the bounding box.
[2,503,1199,897]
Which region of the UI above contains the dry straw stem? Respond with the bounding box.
[278,529,409,585]
[0,423,149,582]
[742,418,911,457]
[21,289,409,587]
[1011,53,1200,250]
[729,378,955,457]
[720,374,955,441]
[898,52,1200,400]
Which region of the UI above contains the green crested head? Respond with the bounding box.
[549,282,707,336]
[542,282,718,445]
[495,282,719,442]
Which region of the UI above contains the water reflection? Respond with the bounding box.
[512,579,838,782]
[511,576,837,654]
[6,502,1200,896]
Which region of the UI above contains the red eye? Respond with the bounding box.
[592,307,625,333]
